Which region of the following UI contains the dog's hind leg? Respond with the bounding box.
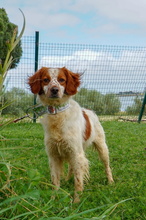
[93,139,114,184]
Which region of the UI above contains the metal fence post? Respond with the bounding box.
[138,92,146,123]
[33,31,39,123]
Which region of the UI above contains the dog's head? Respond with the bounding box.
[28,67,81,99]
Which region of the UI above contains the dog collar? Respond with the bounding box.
[26,103,70,118]
[47,103,70,115]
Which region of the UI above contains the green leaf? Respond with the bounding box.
[27,169,42,182]
[11,9,26,51]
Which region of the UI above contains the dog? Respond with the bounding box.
[28,67,114,203]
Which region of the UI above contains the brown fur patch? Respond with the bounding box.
[28,67,49,94]
[62,67,80,95]
[82,110,91,141]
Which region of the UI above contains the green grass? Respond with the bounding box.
[0,121,146,219]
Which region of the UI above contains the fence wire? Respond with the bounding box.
[3,34,146,119]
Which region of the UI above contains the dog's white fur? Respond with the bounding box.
[28,67,114,202]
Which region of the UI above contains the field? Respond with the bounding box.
[0,121,146,219]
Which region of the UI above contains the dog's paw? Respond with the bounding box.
[73,191,83,203]
[73,196,80,203]
[108,177,114,184]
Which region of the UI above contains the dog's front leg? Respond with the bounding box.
[71,154,89,203]
[74,173,84,203]
[49,157,63,189]
[66,164,73,181]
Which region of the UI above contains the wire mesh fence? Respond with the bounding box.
[2,33,146,120]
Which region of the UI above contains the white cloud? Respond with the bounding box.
[24,10,80,30]
[5,46,146,95]
[40,48,146,75]
[68,0,146,26]
[2,0,146,38]
[40,50,114,71]
[96,0,146,25]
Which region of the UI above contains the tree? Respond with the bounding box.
[126,96,146,115]
[103,93,121,115]
[0,9,25,118]
[0,8,22,69]
[74,88,121,115]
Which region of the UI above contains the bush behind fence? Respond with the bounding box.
[2,33,146,119]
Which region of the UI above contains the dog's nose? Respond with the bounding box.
[51,87,59,95]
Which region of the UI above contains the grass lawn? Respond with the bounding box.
[0,121,146,219]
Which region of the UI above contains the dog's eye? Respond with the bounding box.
[59,78,65,83]
[43,78,50,83]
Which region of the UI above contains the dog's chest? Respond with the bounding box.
[49,137,72,158]
[42,114,74,158]
[48,115,66,136]
[44,112,77,136]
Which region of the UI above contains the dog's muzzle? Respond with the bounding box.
[50,86,59,97]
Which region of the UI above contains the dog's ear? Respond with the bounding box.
[28,70,42,94]
[62,67,80,95]
[28,68,47,94]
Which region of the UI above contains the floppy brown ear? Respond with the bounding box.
[28,71,42,94]
[62,67,80,95]
[28,67,49,94]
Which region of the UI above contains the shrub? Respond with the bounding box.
[126,96,146,115]
[103,93,121,115]
[2,87,33,116]
[74,88,121,115]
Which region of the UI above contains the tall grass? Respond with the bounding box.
[0,121,146,219]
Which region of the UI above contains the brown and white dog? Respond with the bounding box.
[28,67,114,202]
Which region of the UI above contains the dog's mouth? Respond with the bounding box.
[50,95,60,99]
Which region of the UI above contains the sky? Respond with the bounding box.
[2,0,146,46]
[1,0,146,101]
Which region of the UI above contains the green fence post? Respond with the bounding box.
[138,92,146,123]
[33,31,39,123]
